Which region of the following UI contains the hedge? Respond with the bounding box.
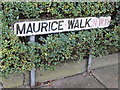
[0,2,120,78]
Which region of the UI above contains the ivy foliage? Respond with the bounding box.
[1,2,120,77]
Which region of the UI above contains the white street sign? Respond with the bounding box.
[13,16,111,36]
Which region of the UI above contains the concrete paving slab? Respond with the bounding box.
[1,73,24,88]
[51,74,105,88]
[92,64,118,88]
[36,60,86,82]
[36,53,118,83]
[91,53,118,69]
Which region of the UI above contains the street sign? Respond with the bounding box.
[13,16,111,36]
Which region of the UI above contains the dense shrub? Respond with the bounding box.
[0,2,120,77]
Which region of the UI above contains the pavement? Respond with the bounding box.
[37,64,119,89]
[0,53,118,89]
[15,64,119,89]
[0,63,119,90]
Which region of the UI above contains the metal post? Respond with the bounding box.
[30,69,35,87]
[87,54,92,74]
[87,36,94,75]
[30,36,35,87]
